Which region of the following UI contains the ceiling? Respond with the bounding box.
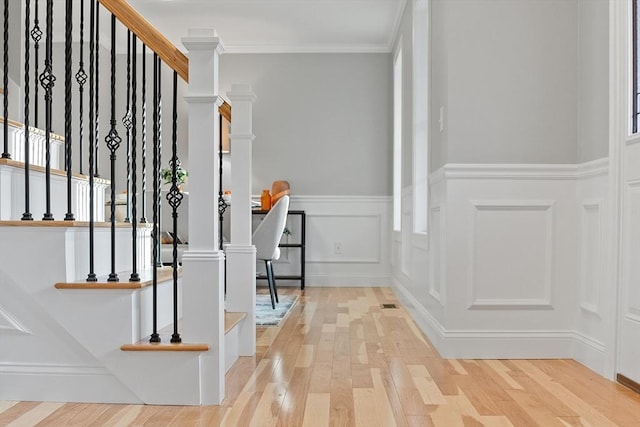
[125,0,407,53]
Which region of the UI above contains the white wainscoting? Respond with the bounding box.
[280,195,392,287]
[468,200,555,310]
[393,159,613,375]
[574,158,610,376]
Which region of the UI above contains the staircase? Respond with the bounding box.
[0,0,255,405]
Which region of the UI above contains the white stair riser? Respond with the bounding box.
[0,164,107,222]
[0,125,64,170]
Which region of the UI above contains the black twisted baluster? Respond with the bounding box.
[86,0,97,282]
[75,0,86,175]
[64,0,74,220]
[21,0,33,221]
[150,52,160,343]
[155,55,163,267]
[123,30,132,223]
[39,0,55,220]
[167,71,182,344]
[93,0,99,177]
[31,0,42,129]
[2,0,9,159]
[140,44,147,223]
[129,35,140,282]
[106,14,121,282]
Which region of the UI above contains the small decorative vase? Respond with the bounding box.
[261,189,272,211]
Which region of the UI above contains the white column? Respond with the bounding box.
[225,84,257,356]
[181,29,225,405]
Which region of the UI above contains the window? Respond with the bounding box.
[413,0,429,234]
[633,0,639,133]
[393,40,403,232]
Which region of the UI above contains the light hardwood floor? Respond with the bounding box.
[1,287,639,426]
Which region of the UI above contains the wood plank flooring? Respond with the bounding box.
[2,287,639,426]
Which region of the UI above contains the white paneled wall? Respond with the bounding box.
[264,195,392,287]
[394,159,614,378]
[575,159,610,375]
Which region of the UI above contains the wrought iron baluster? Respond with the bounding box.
[140,45,147,223]
[129,35,140,282]
[64,0,74,221]
[39,0,55,220]
[155,55,163,268]
[168,70,182,344]
[2,0,10,159]
[21,0,32,221]
[94,0,100,177]
[31,0,41,129]
[150,52,160,343]
[123,30,132,223]
[106,14,121,282]
[86,0,97,281]
[76,0,86,175]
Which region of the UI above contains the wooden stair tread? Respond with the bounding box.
[225,311,247,334]
[55,267,181,290]
[119,311,244,352]
[0,220,143,228]
[121,340,210,352]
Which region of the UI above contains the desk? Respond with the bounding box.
[252,209,306,290]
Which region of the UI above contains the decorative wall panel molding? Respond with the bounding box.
[576,158,609,178]
[435,163,577,181]
[429,205,443,303]
[306,213,381,263]
[468,200,554,309]
[580,199,603,315]
[266,195,394,286]
[429,158,609,183]
[623,181,640,325]
[289,195,391,205]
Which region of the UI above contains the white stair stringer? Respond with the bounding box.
[0,224,211,405]
[0,269,140,403]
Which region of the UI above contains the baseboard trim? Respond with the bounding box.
[392,279,447,353]
[0,363,141,403]
[572,331,608,377]
[617,373,640,395]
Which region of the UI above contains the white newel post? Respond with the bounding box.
[225,84,257,356]
[181,29,225,405]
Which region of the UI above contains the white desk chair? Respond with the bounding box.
[252,195,290,309]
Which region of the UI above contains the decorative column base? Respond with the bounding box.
[181,250,225,404]
[225,244,257,356]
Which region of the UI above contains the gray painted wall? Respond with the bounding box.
[430,0,579,165]
[578,0,609,162]
[393,0,415,186]
[220,53,392,196]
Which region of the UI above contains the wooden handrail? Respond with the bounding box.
[98,0,231,118]
[98,0,189,82]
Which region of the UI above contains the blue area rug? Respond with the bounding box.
[256,294,299,326]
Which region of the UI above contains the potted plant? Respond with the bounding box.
[161,165,188,188]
